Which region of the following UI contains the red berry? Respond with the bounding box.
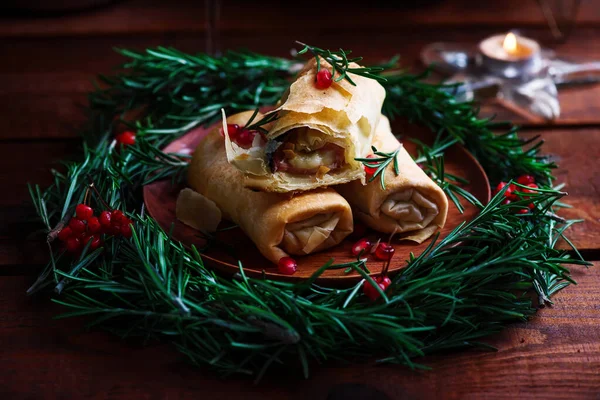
[220,124,240,138]
[377,275,392,288]
[277,257,297,275]
[364,154,380,176]
[507,185,519,200]
[495,182,517,200]
[75,204,93,220]
[374,242,395,261]
[110,224,122,236]
[516,175,535,185]
[351,238,372,257]
[111,210,125,224]
[528,202,535,210]
[121,224,133,239]
[69,218,86,234]
[315,68,333,89]
[81,234,93,246]
[234,129,257,149]
[99,211,111,227]
[517,208,529,214]
[87,216,101,233]
[521,183,539,195]
[501,198,511,205]
[115,131,136,146]
[58,227,73,241]
[90,235,102,250]
[65,237,81,253]
[363,281,387,301]
[494,181,506,195]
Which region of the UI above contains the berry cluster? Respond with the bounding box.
[57,204,133,254]
[220,124,264,149]
[363,275,392,301]
[494,175,540,214]
[351,236,396,301]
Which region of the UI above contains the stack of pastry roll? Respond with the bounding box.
[185,57,448,265]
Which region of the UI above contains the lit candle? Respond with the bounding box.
[478,32,542,78]
[502,32,534,59]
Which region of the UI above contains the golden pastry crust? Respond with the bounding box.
[336,115,449,243]
[188,112,354,264]
[224,58,386,193]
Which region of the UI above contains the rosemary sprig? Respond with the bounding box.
[355,146,400,190]
[242,108,279,134]
[296,41,386,85]
[412,137,480,213]
[26,45,588,380]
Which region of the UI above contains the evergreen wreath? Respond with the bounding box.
[28,44,589,382]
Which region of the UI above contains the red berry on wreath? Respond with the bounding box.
[516,175,535,185]
[315,68,333,89]
[110,224,122,236]
[278,257,297,275]
[87,216,101,233]
[58,227,73,242]
[121,223,133,239]
[517,208,529,214]
[99,211,111,227]
[501,198,511,205]
[81,234,93,246]
[377,275,392,288]
[89,235,102,250]
[116,131,136,146]
[75,203,93,220]
[521,183,539,195]
[351,238,372,257]
[374,242,395,261]
[69,218,86,234]
[65,237,81,253]
[363,280,387,301]
[111,210,125,224]
[364,154,380,176]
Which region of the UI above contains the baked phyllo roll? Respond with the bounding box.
[188,111,354,264]
[223,57,386,193]
[336,115,448,243]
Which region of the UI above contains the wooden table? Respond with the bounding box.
[1,1,599,398]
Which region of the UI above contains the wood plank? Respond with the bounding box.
[1,0,599,39]
[1,264,598,399]
[0,141,76,207]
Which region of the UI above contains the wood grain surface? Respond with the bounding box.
[2,0,600,398]
[2,263,598,399]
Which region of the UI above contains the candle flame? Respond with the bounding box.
[503,32,518,54]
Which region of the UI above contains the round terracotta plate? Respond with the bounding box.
[143,121,490,285]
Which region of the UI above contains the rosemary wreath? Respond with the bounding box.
[28,45,589,382]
